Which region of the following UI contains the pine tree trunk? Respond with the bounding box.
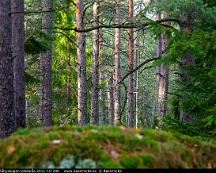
[11,0,26,128]
[40,0,53,126]
[155,12,170,117]
[99,26,107,125]
[109,75,114,125]
[127,0,136,128]
[91,0,100,125]
[114,0,121,125]
[179,15,194,122]
[0,0,16,138]
[76,0,88,125]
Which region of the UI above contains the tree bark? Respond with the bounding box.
[76,0,88,125]
[179,15,194,122]
[91,0,100,125]
[114,0,121,125]
[99,25,107,125]
[127,0,136,128]
[155,12,170,117]
[0,0,16,138]
[40,0,53,126]
[109,75,114,125]
[11,0,26,128]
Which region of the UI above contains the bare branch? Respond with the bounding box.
[119,57,160,84]
[68,0,76,6]
[54,18,180,32]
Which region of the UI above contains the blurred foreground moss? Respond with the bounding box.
[0,126,216,168]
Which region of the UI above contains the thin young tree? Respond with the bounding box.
[11,0,26,128]
[114,0,122,125]
[76,0,88,125]
[134,36,140,128]
[91,0,100,125]
[0,0,16,138]
[40,0,53,126]
[109,75,114,125]
[127,0,136,128]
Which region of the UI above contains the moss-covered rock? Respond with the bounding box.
[0,126,216,168]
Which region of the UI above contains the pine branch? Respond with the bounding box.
[54,18,180,32]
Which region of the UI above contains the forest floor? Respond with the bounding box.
[0,126,216,168]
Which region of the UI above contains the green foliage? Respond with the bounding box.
[161,116,203,137]
[24,72,41,85]
[24,37,48,55]
[148,0,216,137]
[25,30,54,55]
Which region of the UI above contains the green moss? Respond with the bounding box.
[120,155,141,168]
[139,154,155,167]
[99,155,123,168]
[0,126,216,168]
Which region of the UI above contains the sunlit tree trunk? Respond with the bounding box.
[40,0,53,126]
[11,0,26,128]
[0,0,16,138]
[76,0,87,125]
[155,12,170,117]
[109,75,114,125]
[114,0,121,125]
[127,0,136,128]
[91,0,100,125]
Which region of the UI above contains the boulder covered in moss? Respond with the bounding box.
[0,126,216,168]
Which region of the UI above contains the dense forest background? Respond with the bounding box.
[1,0,216,137]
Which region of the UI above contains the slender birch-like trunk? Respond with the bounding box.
[134,37,140,128]
[114,0,121,125]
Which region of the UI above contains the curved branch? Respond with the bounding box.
[54,18,180,32]
[119,57,160,84]
[54,31,77,47]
